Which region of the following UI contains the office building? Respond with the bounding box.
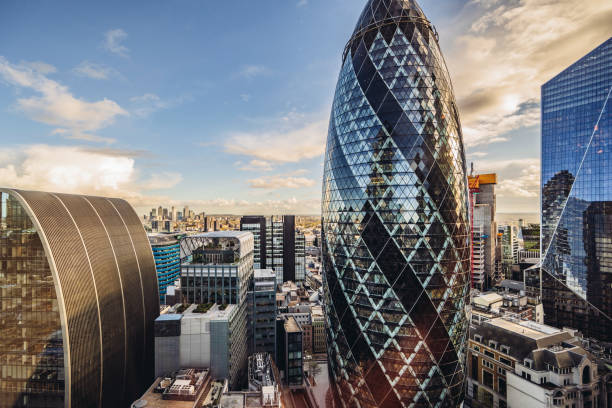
[0,188,159,408]
[180,231,254,305]
[276,316,303,387]
[321,0,470,405]
[240,215,306,284]
[541,37,612,342]
[149,234,181,304]
[153,304,247,390]
[469,173,498,290]
[241,216,267,269]
[466,316,603,408]
[248,269,277,356]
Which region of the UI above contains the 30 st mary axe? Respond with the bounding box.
[321,0,471,406]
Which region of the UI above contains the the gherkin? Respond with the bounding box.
[321,0,470,406]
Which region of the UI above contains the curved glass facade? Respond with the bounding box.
[541,38,612,342]
[0,188,159,408]
[321,0,470,406]
[149,235,181,304]
[0,193,64,408]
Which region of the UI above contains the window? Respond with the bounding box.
[485,350,495,358]
[499,378,507,397]
[483,370,493,388]
[540,377,547,384]
[474,335,483,343]
[500,345,510,354]
[473,345,480,352]
[499,357,512,367]
[521,371,532,381]
[472,384,478,400]
[524,359,532,368]
[498,367,506,375]
[472,355,479,380]
[489,340,498,349]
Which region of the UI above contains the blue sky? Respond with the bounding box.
[1,0,610,215]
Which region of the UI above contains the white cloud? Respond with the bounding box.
[238,159,274,172]
[225,112,328,163]
[0,57,127,143]
[237,65,270,79]
[248,175,315,189]
[442,0,612,146]
[73,61,117,80]
[103,28,129,57]
[297,0,308,7]
[240,94,252,102]
[24,61,56,74]
[468,151,488,158]
[0,145,181,206]
[472,158,541,202]
[129,93,189,117]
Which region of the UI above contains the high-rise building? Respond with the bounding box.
[241,216,267,269]
[149,234,181,304]
[540,37,612,342]
[321,0,470,406]
[240,215,305,284]
[183,206,190,221]
[180,231,254,305]
[0,188,159,408]
[276,316,303,387]
[469,173,498,290]
[247,269,277,356]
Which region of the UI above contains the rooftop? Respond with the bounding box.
[148,233,180,246]
[254,269,276,280]
[285,316,301,333]
[488,318,562,340]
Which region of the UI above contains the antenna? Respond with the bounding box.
[470,162,474,177]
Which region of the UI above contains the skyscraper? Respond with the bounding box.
[540,37,612,342]
[0,188,159,408]
[149,234,181,304]
[321,0,470,406]
[240,215,305,284]
[468,173,498,290]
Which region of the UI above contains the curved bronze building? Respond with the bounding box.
[322,0,470,406]
[0,188,159,408]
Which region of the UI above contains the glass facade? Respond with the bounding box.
[0,188,159,407]
[0,193,64,408]
[149,234,181,304]
[321,0,470,406]
[541,37,612,342]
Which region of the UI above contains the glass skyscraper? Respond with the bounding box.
[0,188,159,408]
[541,37,612,342]
[149,234,181,304]
[321,0,470,406]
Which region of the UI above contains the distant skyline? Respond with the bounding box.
[0,0,610,215]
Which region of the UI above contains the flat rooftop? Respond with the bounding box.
[148,234,179,245]
[285,316,301,333]
[133,378,200,408]
[254,269,276,279]
[182,303,236,320]
[189,231,252,239]
[487,317,561,340]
